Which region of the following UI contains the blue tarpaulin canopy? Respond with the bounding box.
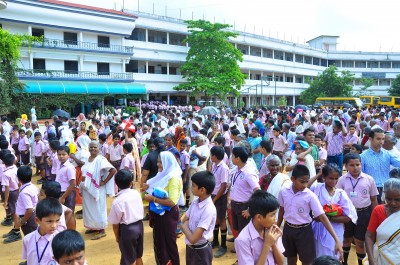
[23,81,146,94]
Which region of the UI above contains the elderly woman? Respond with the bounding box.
[143,151,182,265]
[259,154,290,199]
[80,140,116,240]
[365,178,400,265]
[188,134,210,176]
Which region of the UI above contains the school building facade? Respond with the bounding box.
[1,0,400,109]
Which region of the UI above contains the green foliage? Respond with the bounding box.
[388,74,400,96]
[174,20,245,99]
[300,65,354,104]
[124,106,139,114]
[354,78,375,96]
[0,29,42,114]
[277,96,287,106]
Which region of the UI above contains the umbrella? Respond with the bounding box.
[193,106,201,111]
[198,106,220,115]
[53,109,70,118]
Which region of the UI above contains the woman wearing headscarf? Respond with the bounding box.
[254,120,266,139]
[174,126,186,151]
[80,140,116,240]
[69,135,91,218]
[142,151,183,265]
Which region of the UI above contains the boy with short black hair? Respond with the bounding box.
[235,190,284,265]
[337,153,378,265]
[107,134,123,169]
[14,166,39,238]
[213,136,229,165]
[210,146,229,258]
[120,143,135,179]
[181,171,217,265]
[1,153,20,243]
[277,164,343,265]
[108,169,144,265]
[179,139,190,207]
[52,229,87,265]
[98,133,108,157]
[56,145,76,212]
[33,131,46,179]
[22,197,63,264]
[18,129,30,166]
[39,181,76,231]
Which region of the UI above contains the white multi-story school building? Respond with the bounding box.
[1,0,400,110]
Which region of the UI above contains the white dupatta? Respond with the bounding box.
[146,151,182,194]
[373,210,400,265]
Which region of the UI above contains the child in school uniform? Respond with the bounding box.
[1,154,21,243]
[209,146,229,258]
[33,132,46,182]
[108,169,144,265]
[336,153,378,265]
[181,171,217,265]
[21,198,63,264]
[213,136,229,165]
[38,181,76,231]
[52,229,87,265]
[120,143,135,179]
[18,129,30,166]
[277,164,343,265]
[179,139,190,208]
[10,125,20,163]
[55,146,76,212]
[98,133,108,157]
[47,140,60,181]
[14,166,39,237]
[107,134,124,169]
[308,164,358,260]
[235,190,285,265]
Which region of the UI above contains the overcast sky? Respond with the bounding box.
[68,0,400,52]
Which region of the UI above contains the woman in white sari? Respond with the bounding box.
[365,178,400,265]
[80,140,116,240]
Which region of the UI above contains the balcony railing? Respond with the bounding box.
[22,38,133,54]
[17,69,134,81]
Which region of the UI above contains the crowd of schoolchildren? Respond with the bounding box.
[0,103,400,265]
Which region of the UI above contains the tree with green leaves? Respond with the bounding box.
[174,20,245,100]
[0,28,105,117]
[300,65,354,105]
[0,29,40,114]
[354,78,375,97]
[388,74,400,96]
[277,96,287,106]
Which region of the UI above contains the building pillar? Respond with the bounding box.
[29,52,33,69]
[81,103,85,114]
[235,97,238,107]
[166,32,169,45]
[78,31,83,43]
[28,25,32,35]
[186,94,189,104]
[167,62,170,75]
[145,29,148,42]
[293,96,296,106]
[247,95,250,108]
[79,55,84,71]
[145,61,149,74]
[146,93,149,101]
[167,94,170,105]
[102,99,105,114]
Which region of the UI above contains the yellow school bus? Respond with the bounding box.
[315,97,364,108]
[360,96,380,107]
[378,96,400,108]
